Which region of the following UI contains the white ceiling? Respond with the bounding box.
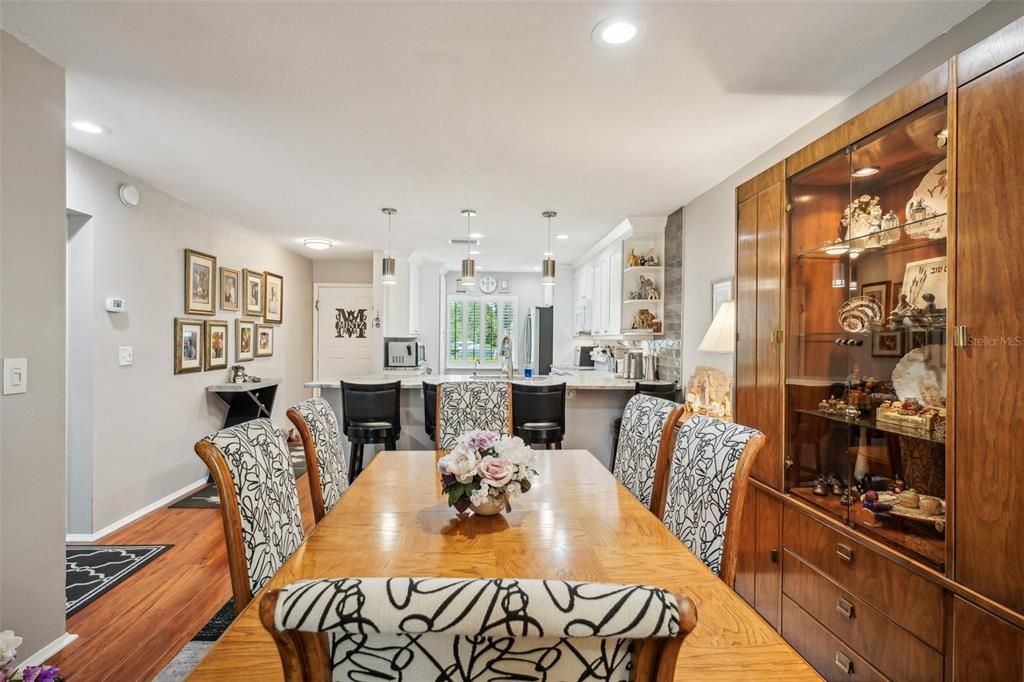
[2,0,983,270]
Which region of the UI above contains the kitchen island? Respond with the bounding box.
[305,370,672,470]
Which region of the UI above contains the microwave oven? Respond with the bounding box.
[384,339,426,368]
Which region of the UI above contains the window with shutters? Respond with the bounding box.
[447,295,518,369]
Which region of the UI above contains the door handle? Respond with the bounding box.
[836,543,855,563]
[835,651,853,674]
[954,325,968,347]
[836,597,854,619]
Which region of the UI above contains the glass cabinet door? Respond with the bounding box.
[786,99,948,569]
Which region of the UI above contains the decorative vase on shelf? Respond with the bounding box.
[469,494,507,516]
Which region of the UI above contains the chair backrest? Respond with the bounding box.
[287,397,349,523]
[260,577,696,682]
[613,395,685,508]
[422,381,437,442]
[436,381,512,450]
[340,381,402,432]
[194,419,305,611]
[636,381,678,402]
[511,381,566,428]
[654,415,765,586]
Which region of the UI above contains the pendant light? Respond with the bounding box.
[541,210,557,286]
[460,209,477,287]
[381,208,397,285]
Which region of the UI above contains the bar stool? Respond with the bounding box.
[512,382,566,449]
[422,381,437,447]
[611,381,678,471]
[340,380,401,481]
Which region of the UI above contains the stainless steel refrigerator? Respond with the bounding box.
[523,305,554,376]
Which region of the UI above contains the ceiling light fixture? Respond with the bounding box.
[852,166,881,177]
[592,17,640,46]
[71,120,107,134]
[460,209,477,287]
[303,238,334,251]
[555,234,569,240]
[541,210,558,287]
[824,241,850,256]
[381,208,397,285]
[469,249,481,255]
[468,232,484,240]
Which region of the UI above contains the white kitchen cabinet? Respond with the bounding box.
[593,256,607,335]
[609,248,622,334]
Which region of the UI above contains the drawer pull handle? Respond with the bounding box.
[836,597,854,619]
[835,651,853,674]
[836,543,855,563]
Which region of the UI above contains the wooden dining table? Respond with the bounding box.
[189,450,818,680]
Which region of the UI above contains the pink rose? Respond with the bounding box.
[478,457,514,487]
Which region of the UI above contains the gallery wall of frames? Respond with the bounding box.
[174,247,285,375]
[730,17,1024,681]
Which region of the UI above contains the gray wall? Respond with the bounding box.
[680,1,1024,386]
[654,208,683,385]
[312,257,373,284]
[0,30,68,659]
[66,149,315,533]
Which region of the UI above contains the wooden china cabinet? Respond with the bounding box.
[733,17,1024,681]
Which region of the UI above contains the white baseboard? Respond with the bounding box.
[65,477,209,543]
[18,632,79,670]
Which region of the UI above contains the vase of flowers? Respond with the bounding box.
[0,630,63,682]
[437,431,538,516]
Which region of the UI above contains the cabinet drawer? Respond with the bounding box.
[784,550,942,681]
[783,506,944,650]
[783,596,886,681]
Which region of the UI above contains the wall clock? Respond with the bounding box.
[478,275,498,294]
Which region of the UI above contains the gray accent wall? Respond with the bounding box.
[1,30,68,659]
[654,208,682,385]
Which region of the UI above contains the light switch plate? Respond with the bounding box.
[119,346,134,366]
[3,358,27,395]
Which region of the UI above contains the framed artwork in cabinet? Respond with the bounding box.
[871,330,903,357]
[861,281,890,312]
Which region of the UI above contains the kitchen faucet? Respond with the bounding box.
[499,335,514,379]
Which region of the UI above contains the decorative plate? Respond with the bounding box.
[892,344,946,406]
[838,296,883,333]
[904,159,947,239]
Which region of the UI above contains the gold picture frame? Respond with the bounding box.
[236,319,255,362]
[220,267,240,312]
[256,323,274,357]
[243,268,265,317]
[174,318,204,374]
[204,320,229,371]
[264,271,284,324]
[184,249,217,315]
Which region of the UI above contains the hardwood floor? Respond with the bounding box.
[49,475,314,681]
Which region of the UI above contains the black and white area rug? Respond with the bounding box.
[169,448,306,509]
[66,545,172,617]
[155,599,235,681]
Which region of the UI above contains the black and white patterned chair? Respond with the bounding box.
[288,397,350,523]
[259,577,696,682]
[436,381,512,450]
[657,415,764,586]
[612,395,682,508]
[195,419,305,611]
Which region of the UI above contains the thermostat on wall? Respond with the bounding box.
[105,297,127,313]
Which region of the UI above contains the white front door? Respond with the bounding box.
[315,284,374,380]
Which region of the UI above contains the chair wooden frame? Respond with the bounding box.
[434,381,514,450]
[194,440,259,612]
[286,407,330,524]
[259,587,697,682]
[648,412,766,588]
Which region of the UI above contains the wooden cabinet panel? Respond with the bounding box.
[783,506,944,650]
[783,551,942,681]
[735,195,758,427]
[733,482,757,608]
[753,489,782,630]
[955,53,1024,613]
[782,596,886,681]
[754,183,783,487]
[958,16,1024,86]
[952,597,1024,681]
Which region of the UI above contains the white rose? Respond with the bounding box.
[439,447,480,484]
[0,630,23,664]
[496,437,535,466]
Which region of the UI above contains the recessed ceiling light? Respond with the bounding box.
[469,249,481,255]
[555,234,569,240]
[468,232,484,239]
[593,17,640,46]
[532,266,542,271]
[852,166,880,177]
[303,238,334,250]
[71,120,108,134]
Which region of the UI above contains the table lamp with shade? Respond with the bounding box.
[688,300,735,418]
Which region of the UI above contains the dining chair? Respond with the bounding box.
[340,380,402,480]
[612,394,687,508]
[194,419,305,613]
[259,577,696,681]
[511,381,566,449]
[610,381,678,470]
[651,414,765,587]
[287,397,349,523]
[435,381,512,450]
[422,381,437,446]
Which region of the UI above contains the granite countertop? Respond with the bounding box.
[305,371,671,391]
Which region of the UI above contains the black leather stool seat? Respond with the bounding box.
[341,381,402,481]
[512,383,566,450]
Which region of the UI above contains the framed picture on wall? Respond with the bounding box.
[243,268,265,317]
[204,320,229,371]
[184,249,217,315]
[174,318,204,374]
[711,277,733,316]
[236,319,255,362]
[264,271,284,324]
[220,267,240,311]
[256,323,274,357]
